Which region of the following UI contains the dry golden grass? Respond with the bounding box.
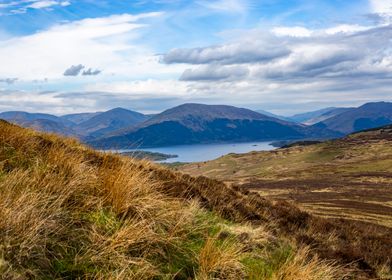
[270,247,342,280]
[0,121,351,279]
[196,237,244,280]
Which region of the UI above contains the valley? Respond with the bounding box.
[179,125,392,228]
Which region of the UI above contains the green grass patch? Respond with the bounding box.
[242,244,293,280]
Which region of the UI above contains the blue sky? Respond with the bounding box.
[0,0,391,115]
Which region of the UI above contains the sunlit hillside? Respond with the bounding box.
[0,120,391,279]
[180,125,392,229]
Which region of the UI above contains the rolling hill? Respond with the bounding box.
[315,102,392,134]
[90,103,340,149]
[180,124,392,228]
[0,120,390,279]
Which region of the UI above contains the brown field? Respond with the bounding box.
[179,127,392,228]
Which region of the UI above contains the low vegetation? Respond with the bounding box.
[181,125,392,228]
[0,120,390,279]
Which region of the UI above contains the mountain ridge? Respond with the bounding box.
[90,103,339,149]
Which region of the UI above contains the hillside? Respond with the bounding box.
[1,120,391,279]
[316,102,392,134]
[75,107,149,138]
[0,111,75,128]
[256,109,292,122]
[289,107,340,124]
[0,111,78,136]
[303,108,353,125]
[22,118,80,137]
[62,112,102,124]
[0,108,149,140]
[90,104,340,149]
[180,125,392,229]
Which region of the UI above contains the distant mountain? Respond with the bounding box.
[315,102,392,134]
[24,119,79,137]
[289,107,352,124]
[0,108,149,139]
[75,108,149,139]
[256,109,292,122]
[0,111,78,136]
[0,111,74,127]
[90,103,340,149]
[62,112,102,124]
[304,108,353,125]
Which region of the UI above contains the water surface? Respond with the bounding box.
[113,141,275,163]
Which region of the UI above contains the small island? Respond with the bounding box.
[120,151,178,161]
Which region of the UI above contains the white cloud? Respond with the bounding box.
[272,26,313,37]
[27,1,69,9]
[197,0,249,14]
[324,24,371,35]
[370,0,392,14]
[0,0,72,14]
[0,12,183,81]
[84,79,188,97]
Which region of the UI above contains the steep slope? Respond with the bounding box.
[180,125,392,228]
[0,120,390,279]
[317,102,392,134]
[75,107,149,138]
[62,112,102,124]
[90,104,339,149]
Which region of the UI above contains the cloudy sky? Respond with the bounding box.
[0,0,391,115]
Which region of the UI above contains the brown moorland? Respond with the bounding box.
[180,126,392,229]
[0,120,391,279]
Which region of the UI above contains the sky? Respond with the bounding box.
[0,0,391,115]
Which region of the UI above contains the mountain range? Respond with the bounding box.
[0,101,391,148]
[288,107,354,125]
[89,103,340,148]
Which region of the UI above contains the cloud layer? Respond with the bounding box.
[164,25,392,82]
[0,0,391,115]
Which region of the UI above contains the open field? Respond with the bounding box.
[180,126,392,228]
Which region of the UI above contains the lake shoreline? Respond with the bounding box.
[108,141,276,163]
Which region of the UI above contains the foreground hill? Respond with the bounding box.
[316,102,392,134]
[90,104,339,148]
[180,125,392,229]
[0,121,391,279]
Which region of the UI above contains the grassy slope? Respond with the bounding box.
[180,126,392,228]
[0,120,391,279]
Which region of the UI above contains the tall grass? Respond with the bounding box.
[0,121,343,279]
